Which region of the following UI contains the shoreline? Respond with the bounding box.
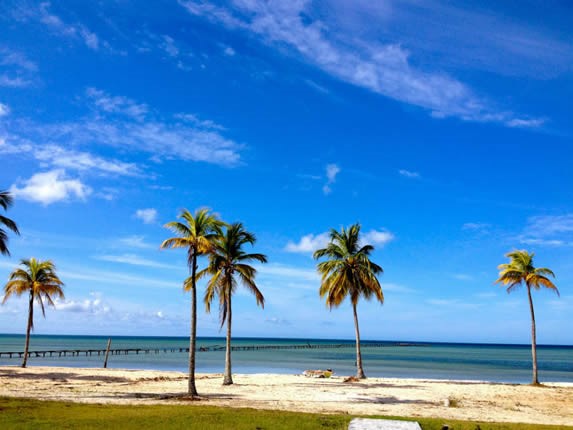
[1,366,572,425]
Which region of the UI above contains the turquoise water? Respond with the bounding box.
[1,334,572,383]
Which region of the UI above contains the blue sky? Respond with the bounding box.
[0,0,572,344]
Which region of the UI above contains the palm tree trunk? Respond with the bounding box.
[352,302,365,379]
[223,293,233,385]
[188,254,199,396]
[527,286,539,385]
[22,291,34,368]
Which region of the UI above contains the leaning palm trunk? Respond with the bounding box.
[188,256,199,396]
[22,291,34,368]
[353,303,365,379]
[527,286,539,385]
[223,294,233,385]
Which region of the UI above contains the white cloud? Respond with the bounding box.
[37,145,141,176]
[518,214,573,247]
[363,230,394,247]
[451,273,474,281]
[323,163,340,195]
[223,46,236,56]
[178,0,543,127]
[55,297,111,315]
[10,169,92,205]
[0,103,9,117]
[398,169,420,179]
[135,208,158,224]
[174,113,226,130]
[0,48,38,71]
[285,232,330,254]
[117,235,155,249]
[0,140,141,177]
[38,2,101,51]
[285,228,393,254]
[86,87,148,120]
[0,75,31,87]
[96,254,175,269]
[2,89,243,167]
[462,222,490,231]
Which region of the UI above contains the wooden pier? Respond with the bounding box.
[0,342,421,360]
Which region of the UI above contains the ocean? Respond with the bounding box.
[1,334,572,384]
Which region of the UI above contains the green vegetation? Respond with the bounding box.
[200,222,267,386]
[314,223,384,380]
[2,258,64,367]
[160,208,225,396]
[0,190,19,257]
[1,397,572,430]
[495,250,559,385]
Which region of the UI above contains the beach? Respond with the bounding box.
[1,366,572,426]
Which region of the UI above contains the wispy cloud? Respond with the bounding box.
[518,214,573,247]
[462,222,491,232]
[10,169,91,205]
[178,0,544,128]
[323,163,340,195]
[0,103,9,117]
[135,208,158,224]
[0,47,37,88]
[117,235,156,249]
[2,88,244,167]
[37,2,102,51]
[86,87,148,120]
[95,254,175,269]
[0,139,142,177]
[398,169,420,179]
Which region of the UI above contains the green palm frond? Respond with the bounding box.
[314,223,384,309]
[495,249,559,296]
[201,222,266,324]
[2,258,65,320]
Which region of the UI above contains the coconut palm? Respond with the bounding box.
[200,222,267,385]
[2,258,64,367]
[495,250,559,385]
[0,190,20,256]
[160,208,224,396]
[313,224,383,379]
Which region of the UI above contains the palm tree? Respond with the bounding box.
[160,208,224,396]
[495,250,559,385]
[200,222,267,385]
[2,258,64,367]
[313,224,383,379]
[1,190,20,256]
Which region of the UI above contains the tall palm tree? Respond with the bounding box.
[495,250,559,385]
[313,224,383,379]
[200,222,267,385]
[2,258,64,367]
[0,190,20,256]
[160,208,224,396]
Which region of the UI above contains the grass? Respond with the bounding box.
[1,397,572,430]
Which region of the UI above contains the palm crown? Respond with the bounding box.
[3,258,65,325]
[495,250,559,296]
[0,190,20,256]
[314,224,384,307]
[200,222,267,324]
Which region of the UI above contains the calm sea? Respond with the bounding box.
[1,334,571,383]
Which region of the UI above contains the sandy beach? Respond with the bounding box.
[1,366,571,426]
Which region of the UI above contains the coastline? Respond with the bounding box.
[1,366,572,426]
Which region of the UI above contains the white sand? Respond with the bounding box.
[1,366,572,426]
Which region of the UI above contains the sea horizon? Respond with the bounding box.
[1,334,572,384]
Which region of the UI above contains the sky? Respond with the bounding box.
[0,0,572,344]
